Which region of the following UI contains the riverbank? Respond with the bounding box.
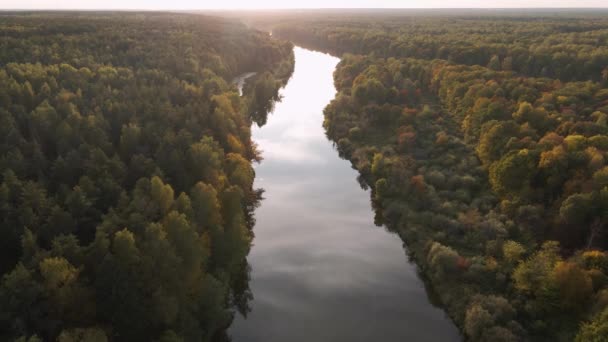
[229,46,460,342]
[270,25,608,339]
[0,13,296,341]
[321,55,501,338]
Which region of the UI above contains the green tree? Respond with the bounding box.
[489,149,537,198]
[503,240,526,265]
[513,241,561,294]
[576,307,608,342]
[488,55,501,71]
[190,182,222,232]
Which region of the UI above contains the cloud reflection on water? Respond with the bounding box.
[229,47,460,342]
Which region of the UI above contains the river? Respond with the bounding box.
[229,46,460,341]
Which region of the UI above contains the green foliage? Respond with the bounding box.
[245,72,284,126]
[464,295,522,341]
[487,55,501,71]
[502,240,525,264]
[513,241,561,294]
[576,307,608,342]
[489,149,537,198]
[272,14,608,82]
[559,193,596,225]
[477,120,520,166]
[0,12,294,341]
[427,242,460,279]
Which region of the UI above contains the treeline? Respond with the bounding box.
[271,15,608,83]
[0,12,293,341]
[268,13,608,341]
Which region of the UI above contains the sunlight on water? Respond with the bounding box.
[229,47,460,342]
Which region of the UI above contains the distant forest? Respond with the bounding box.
[254,12,608,341]
[0,12,293,341]
[3,8,608,342]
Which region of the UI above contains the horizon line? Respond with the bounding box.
[3,7,608,11]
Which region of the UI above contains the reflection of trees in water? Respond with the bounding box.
[368,177,450,312]
[218,171,265,339]
[242,72,284,127]
[230,260,254,318]
[370,183,454,313]
[245,188,265,234]
[231,188,263,318]
[328,126,450,316]
[220,62,293,340]
[213,259,254,342]
[215,188,261,342]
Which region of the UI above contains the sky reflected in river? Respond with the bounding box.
[229,47,461,342]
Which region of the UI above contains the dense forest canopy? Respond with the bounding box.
[260,12,608,83]
[243,11,608,341]
[0,12,293,341]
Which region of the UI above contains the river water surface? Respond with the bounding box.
[230,46,460,341]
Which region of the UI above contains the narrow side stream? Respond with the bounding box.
[230,46,460,341]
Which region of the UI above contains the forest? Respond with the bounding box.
[4,8,608,342]
[0,12,293,341]
[255,12,608,342]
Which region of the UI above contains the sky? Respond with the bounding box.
[5,0,608,10]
